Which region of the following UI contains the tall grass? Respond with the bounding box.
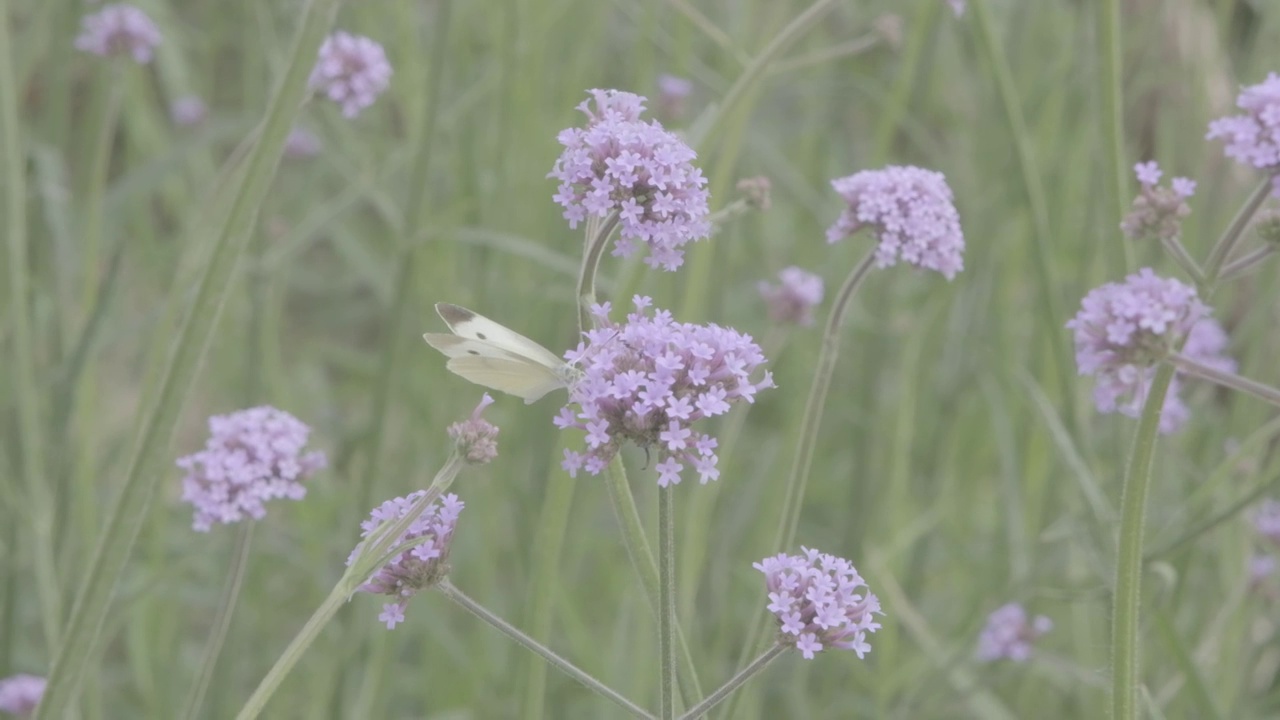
[3,0,1280,718]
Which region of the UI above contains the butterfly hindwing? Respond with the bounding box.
[445,355,565,404]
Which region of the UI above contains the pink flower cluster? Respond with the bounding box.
[74,4,161,64]
[1207,73,1280,195]
[557,297,773,486]
[758,267,824,326]
[349,492,465,630]
[1121,161,1196,242]
[754,548,882,660]
[447,394,500,464]
[826,165,965,280]
[176,406,327,531]
[309,32,393,118]
[0,674,45,717]
[549,89,712,271]
[975,603,1052,662]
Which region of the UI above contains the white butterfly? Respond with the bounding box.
[423,303,575,404]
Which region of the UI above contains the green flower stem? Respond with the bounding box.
[438,581,655,720]
[1160,236,1206,287]
[1098,0,1134,272]
[78,73,124,319]
[180,522,256,720]
[1217,245,1275,282]
[658,485,676,719]
[604,458,704,705]
[766,32,881,77]
[1202,176,1274,286]
[1111,363,1177,720]
[1168,353,1280,409]
[728,250,875,699]
[0,2,62,653]
[688,0,839,150]
[577,211,621,333]
[677,644,786,720]
[237,453,464,720]
[33,1,341,714]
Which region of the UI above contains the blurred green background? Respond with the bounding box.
[3,0,1280,717]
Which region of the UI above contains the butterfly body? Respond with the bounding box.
[424,303,573,403]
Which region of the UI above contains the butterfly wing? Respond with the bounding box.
[444,355,566,404]
[435,303,566,370]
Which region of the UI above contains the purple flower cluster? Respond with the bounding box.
[74,4,161,64]
[0,674,45,717]
[309,32,393,118]
[656,74,693,121]
[826,165,965,280]
[557,297,773,486]
[549,89,712,271]
[758,267,824,326]
[975,603,1051,662]
[754,547,882,660]
[1066,269,1222,431]
[1207,73,1280,195]
[1121,161,1196,242]
[170,96,208,127]
[176,406,327,532]
[447,394,500,464]
[284,127,322,159]
[947,0,967,17]
[348,492,464,629]
[1255,500,1280,544]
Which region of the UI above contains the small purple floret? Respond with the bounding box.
[74,4,161,64]
[309,32,393,118]
[975,603,1052,662]
[0,674,45,717]
[758,267,824,326]
[1207,73,1280,195]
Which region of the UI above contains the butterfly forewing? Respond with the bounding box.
[435,303,565,370]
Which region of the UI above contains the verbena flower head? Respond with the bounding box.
[1121,161,1196,242]
[1207,73,1280,196]
[1255,499,1280,544]
[74,4,161,64]
[1250,554,1277,585]
[549,89,712,271]
[348,492,464,629]
[826,165,965,280]
[557,297,773,486]
[0,674,45,717]
[447,394,499,464]
[947,0,967,17]
[754,547,882,660]
[736,175,772,210]
[309,32,393,118]
[170,96,207,127]
[758,267,824,326]
[176,406,327,532]
[1066,268,1210,426]
[284,127,322,159]
[656,74,693,121]
[975,603,1052,662]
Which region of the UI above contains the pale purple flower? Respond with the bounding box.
[176,406,327,532]
[826,165,965,279]
[74,4,161,64]
[348,492,464,629]
[975,603,1052,662]
[754,547,882,660]
[549,89,712,271]
[736,176,772,210]
[558,297,773,486]
[1255,500,1280,544]
[309,32,393,118]
[1207,73,1280,195]
[0,675,45,717]
[1121,161,1196,242]
[447,393,499,464]
[284,127,322,159]
[656,74,693,120]
[758,267,824,326]
[1250,554,1276,585]
[947,0,966,17]
[170,96,207,127]
[1066,269,1212,429]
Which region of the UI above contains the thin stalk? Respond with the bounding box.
[603,458,704,704]
[1098,0,1134,271]
[677,644,786,720]
[1218,245,1275,282]
[1159,236,1205,287]
[438,582,654,720]
[727,251,875,703]
[688,0,839,150]
[180,522,256,720]
[658,486,676,719]
[1202,176,1274,285]
[0,0,61,652]
[34,1,342,714]
[1168,353,1280,409]
[766,33,880,76]
[1111,363,1176,720]
[78,75,123,319]
[576,212,620,333]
